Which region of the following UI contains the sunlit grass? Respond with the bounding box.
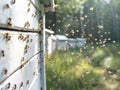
[46,42,120,90]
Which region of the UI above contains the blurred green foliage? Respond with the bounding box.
[46,43,120,90]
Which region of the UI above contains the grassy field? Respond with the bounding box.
[46,42,120,90]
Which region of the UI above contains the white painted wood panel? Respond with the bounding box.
[0,29,40,83]
[28,74,41,90]
[0,0,41,30]
[0,54,40,90]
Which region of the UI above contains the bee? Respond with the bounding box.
[26,80,29,85]
[18,34,22,39]
[24,21,30,28]
[20,65,24,69]
[23,37,27,41]
[6,36,11,41]
[12,0,16,4]
[1,50,5,57]
[24,49,28,53]
[24,45,29,49]
[5,33,11,41]
[32,14,35,17]
[7,83,11,89]
[21,57,24,62]
[5,33,9,37]
[5,4,10,8]
[26,35,29,38]
[3,69,8,75]
[26,39,29,43]
[21,35,24,40]
[13,84,17,89]
[20,82,23,87]
[27,8,30,12]
[33,72,36,75]
[7,18,14,27]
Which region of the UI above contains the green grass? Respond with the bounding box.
[46,42,120,90]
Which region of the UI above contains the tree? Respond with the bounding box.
[46,0,120,42]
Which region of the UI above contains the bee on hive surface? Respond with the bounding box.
[1,50,5,57]
[26,80,29,85]
[12,0,16,4]
[5,33,11,41]
[3,69,8,75]
[7,18,14,27]
[13,84,17,89]
[24,45,29,49]
[20,82,23,87]
[27,8,30,12]
[18,34,22,39]
[7,83,11,89]
[21,57,24,62]
[5,4,10,8]
[24,21,30,28]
